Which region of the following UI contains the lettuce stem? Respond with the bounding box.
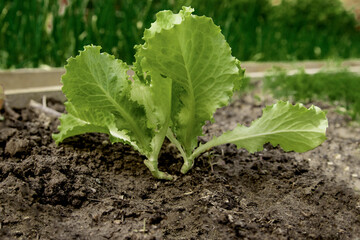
[166,128,193,173]
[144,156,173,180]
[190,137,224,162]
[144,124,173,180]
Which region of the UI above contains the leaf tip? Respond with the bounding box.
[180,6,194,17]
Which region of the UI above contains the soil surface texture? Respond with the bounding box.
[0,93,360,240]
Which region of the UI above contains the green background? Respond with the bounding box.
[0,0,359,69]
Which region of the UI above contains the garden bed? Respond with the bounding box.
[1,90,359,239]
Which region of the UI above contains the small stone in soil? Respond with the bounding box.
[0,128,17,142]
[5,138,29,156]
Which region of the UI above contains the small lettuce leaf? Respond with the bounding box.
[130,72,174,180]
[216,101,327,152]
[131,72,172,131]
[53,102,138,148]
[136,6,242,155]
[187,101,328,171]
[132,7,190,81]
[53,46,152,154]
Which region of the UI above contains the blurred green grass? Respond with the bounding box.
[0,0,359,69]
[264,68,360,120]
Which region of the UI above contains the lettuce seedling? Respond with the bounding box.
[53,7,328,180]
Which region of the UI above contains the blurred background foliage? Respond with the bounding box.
[264,68,360,120]
[0,0,359,69]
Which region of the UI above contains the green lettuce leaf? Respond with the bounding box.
[53,46,151,154]
[54,45,174,179]
[130,72,174,179]
[189,101,328,166]
[53,102,138,148]
[136,6,242,155]
[130,72,172,131]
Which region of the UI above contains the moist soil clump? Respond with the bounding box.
[0,94,360,239]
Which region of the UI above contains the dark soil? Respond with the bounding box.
[1,93,360,240]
